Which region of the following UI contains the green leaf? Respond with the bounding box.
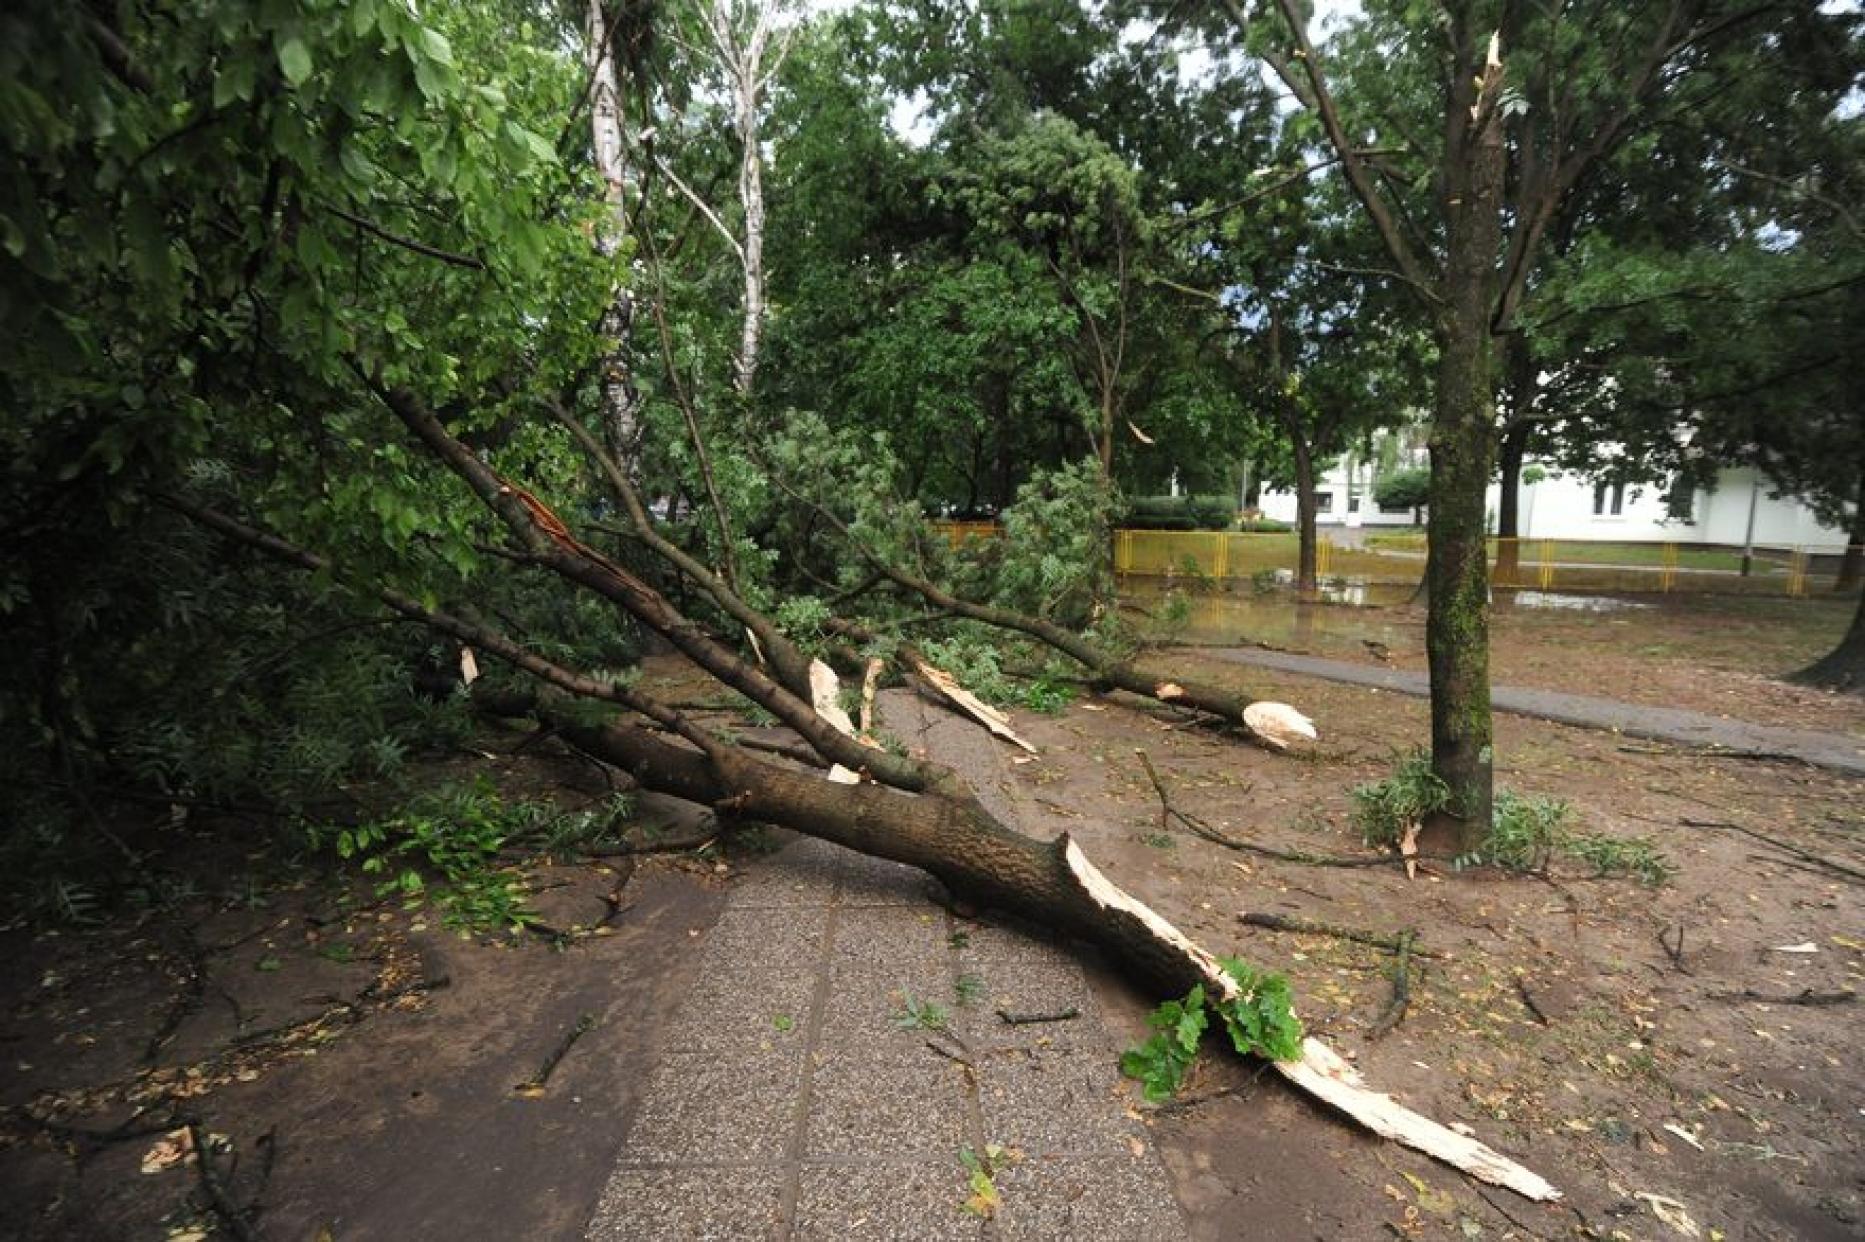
[277,36,313,88]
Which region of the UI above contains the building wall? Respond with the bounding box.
[1260,459,1853,548]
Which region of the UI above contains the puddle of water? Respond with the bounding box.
[1122,576,1650,648]
[1501,590,1650,613]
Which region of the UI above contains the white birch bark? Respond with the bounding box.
[584,0,643,468]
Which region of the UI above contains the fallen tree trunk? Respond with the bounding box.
[476,684,1559,1200]
[164,394,1557,1201]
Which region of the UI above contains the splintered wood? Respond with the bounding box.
[1058,837,1560,1202]
[908,656,1039,754]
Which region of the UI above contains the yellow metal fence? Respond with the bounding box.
[933,524,1855,597]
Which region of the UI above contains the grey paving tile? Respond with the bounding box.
[805,1048,972,1159]
[829,905,951,969]
[586,1166,785,1240]
[948,955,1104,1054]
[658,954,818,1057]
[994,1153,1187,1241]
[953,919,1079,968]
[816,960,960,1051]
[975,1048,1138,1158]
[837,850,942,907]
[729,838,844,908]
[615,1048,803,1165]
[792,1162,988,1242]
[696,906,831,973]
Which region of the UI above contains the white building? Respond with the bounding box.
[1258,458,1852,548]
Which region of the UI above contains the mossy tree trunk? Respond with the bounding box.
[1423,43,1506,852]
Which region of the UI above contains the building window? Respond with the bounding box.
[1592,482,1624,517]
[1315,491,1334,514]
[1347,494,1361,513]
[1664,476,1696,524]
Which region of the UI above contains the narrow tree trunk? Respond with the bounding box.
[1493,341,1533,588]
[732,66,766,397]
[1494,421,1529,586]
[584,0,643,468]
[1424,46,1507,852]
[1292,434,1318,596]
[1834,466,1864,594]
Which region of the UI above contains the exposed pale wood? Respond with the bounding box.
[907,654,1039,754]
[1060,841,1559,1202]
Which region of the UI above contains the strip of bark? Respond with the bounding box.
[1365,931,1417,1040]
[1710,988,1855,1007]
[515,1013,598,1093]
[1239,912,1440,958]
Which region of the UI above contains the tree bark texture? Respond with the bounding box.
[1493,342,1535,587]
[1425,37,1506,849]
[585,0,644,468]
[1793,586,1865,693]
[1834,466,1864,594]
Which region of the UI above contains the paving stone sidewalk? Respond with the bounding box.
[1206,646,1865,776]
[586,698,1184,1241]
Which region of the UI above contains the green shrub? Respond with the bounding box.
[1350,751,1450,847]
[1352,753,1671,884]
[1373,467,1431,513]
[1123,494,1236,531]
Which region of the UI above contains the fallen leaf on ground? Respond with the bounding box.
[141,1128,195,1174]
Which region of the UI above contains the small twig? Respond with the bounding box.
[1658,924,1690,974]
[1682,818,1865,883]
[184,1121,260,1242]
[995,1007,1080,1026]
[1365,931,1416,1040]
[1238,912,1442,958]
[515,1013,597,1093]
[1710,988,1855,1007]
[925,1038,974,1069]
[1137,750,1394,868]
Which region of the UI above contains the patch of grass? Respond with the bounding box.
[892,987,949,1031]
[1139,830,1175,850]
[955,973,986,1006]
[1353,754,1673,885]
[1350,751,1450,848]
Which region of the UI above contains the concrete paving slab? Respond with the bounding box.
[804,1050,972,1159]
[791,1163,985,1242]
[619,1048,803,1165]
[697,907,833,973]
[994,1152,1188,1240]
[589,772,1185,1240]
[829,904,951,969]
[837,850,944,907]
[586,1166,786,1241]
[975,1048,1142,1159]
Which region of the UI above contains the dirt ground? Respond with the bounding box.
[3,641,1860,1241]
[0,743,734,1242]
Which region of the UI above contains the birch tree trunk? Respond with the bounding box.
[584,0,643,468]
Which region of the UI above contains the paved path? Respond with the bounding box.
[586,698,1182,1241]
[1207,647,1865,776]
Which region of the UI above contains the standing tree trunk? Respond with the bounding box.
[1493,342,1534,587]
[1794,586,1865,692]
[584,0,643,470]
[1423,42,1507,852]
[1290,431,1318,596]
[1834,466,1864,593]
